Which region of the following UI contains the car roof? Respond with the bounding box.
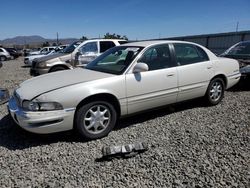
[121,40,202,47]
[83,39,127,42]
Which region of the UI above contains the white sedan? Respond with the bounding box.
[8,41,241,140]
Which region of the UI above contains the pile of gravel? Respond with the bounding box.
[0,58,249,187]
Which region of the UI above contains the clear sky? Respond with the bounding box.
[1,0,250,40]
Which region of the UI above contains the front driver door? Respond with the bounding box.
[78,42,99,65]
[126,44,178,114]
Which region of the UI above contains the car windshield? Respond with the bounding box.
[224,42,250,56]
[85,46,143,75]
[61,41,81,54]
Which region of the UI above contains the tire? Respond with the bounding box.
[0,56,6,61]
[50,66,66,72]
[76,101,117,140]
[205,78,225,105]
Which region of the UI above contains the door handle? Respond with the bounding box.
[167,73,175,77]
[207,66,212,69]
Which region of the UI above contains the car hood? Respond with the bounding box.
[35,53,65,63]
[16,68,114,100]
[29,54,46,60]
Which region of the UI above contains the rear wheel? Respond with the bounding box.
[50,66,67,72]
[205,78,225,105]
[76,101,117,140]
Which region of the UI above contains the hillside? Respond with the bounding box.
[0,35,78,46]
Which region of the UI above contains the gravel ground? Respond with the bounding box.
[0,58,249,187]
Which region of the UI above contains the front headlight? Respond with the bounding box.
[22,100,63,111]
[37,62,47,68]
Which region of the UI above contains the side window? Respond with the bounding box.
[80,42,98,54]
[100,41,116,53]
[138,44,173,71]
[196,46,209,61]
[0,49,3,52]
[173,43,209,65]
[41,48,47,53]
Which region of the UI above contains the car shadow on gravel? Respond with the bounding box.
[115,98,206,131]
[21,65,31,68]
[0,98,206,150]
[0,114,82,150]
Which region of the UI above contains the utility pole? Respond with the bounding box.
[236,21,239,32]
[159,33,161,39]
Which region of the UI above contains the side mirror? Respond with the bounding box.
[77,49,83,55]
[133,63,149,73]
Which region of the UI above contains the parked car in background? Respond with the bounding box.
[0,61,9,105]
[0,48,11,61]
[5,48,19,59]
[30,39,127,76]
[30,41,82,75]
[9,41,240,140]
[24,50,56,66]
[221,41,250,77]
[28,47,57,56]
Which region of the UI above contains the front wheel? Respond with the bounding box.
[0,56,6,61]
[205,78,225,105]
[76,101,117,140]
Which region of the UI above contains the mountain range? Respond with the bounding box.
[0,35,78,46]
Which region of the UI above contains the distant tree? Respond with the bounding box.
[104,33,128,40]
[80,36,88,41]
[25,44,30,49]
[42,41,50,47]
[52,42,57,46]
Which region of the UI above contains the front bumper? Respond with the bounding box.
[8,97,75,134]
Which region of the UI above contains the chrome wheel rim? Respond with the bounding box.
[209,81,222,102]
[83,105,111,134]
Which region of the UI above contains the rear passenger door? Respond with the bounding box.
[172,43,214,102]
